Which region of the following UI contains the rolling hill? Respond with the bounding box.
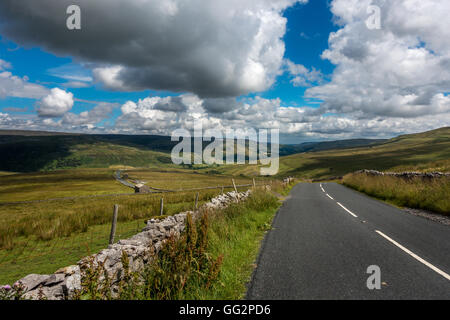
[0,127,448,175]
[257,127,450,178]
[278,138,386,156]
[0,133,175,172]
[0,130,383,172]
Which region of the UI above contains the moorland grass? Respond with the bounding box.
[0,219,146,285]
[0,188,229,249]
[0,167,269,286]
[125,169,256,190]
[0,169,130,202]
[343,173,450,215]
[217,127,450,179]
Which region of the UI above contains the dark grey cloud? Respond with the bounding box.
[153,96,188,113]
[0,0,306,99]
[341,39,368,62]
[202,98,242,114]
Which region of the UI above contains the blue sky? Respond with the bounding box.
[262,0,337,104]
[0,0,448,142]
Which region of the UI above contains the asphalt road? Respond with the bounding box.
[247,183,450,300]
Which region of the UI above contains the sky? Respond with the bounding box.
[0,0,449,143]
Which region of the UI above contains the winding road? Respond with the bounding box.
[114,170,136,189]
[247,183,450,300]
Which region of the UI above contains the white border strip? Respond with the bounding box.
[376,230,450,281]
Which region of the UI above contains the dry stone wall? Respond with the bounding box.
[4,190,251,300]
[355,169,450,179]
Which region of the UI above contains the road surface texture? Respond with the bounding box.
[247,183,450,300]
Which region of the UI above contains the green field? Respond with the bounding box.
[0,169,130,203]
[0,126,448,287]
[124,168,256,190]
[0,167,269,285]
[216,127,450,179]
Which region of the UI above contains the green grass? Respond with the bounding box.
[0,219,146,285]
[144,189,283,300]
[72,189,283,300]
[0,168,263,285]
[196,191,281,299]
[0,186,253,284]
[0,168,262,250]
[0,169,131,203]
[125,168,258,190]
[0,188,229,248]
[218,127,450,179]
[343,173,450,215]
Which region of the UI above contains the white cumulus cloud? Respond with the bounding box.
[37,88,74,117]
[305,0,450,119]
[0,60,49,99]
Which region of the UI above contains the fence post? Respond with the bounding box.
[253,178,256,189]
[232,179,238,193]
[195,192,199,210]
[109,204,119,245]
[160,198,164,216]
[221,186,224,194]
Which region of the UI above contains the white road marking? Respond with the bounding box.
[326,194,334,200]
[320,184,325,193]
[336,202,358,218]
[375,230,450,281]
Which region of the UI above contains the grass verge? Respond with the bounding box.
[189,190,280,299]
[343,173,450,215]
[74,188,283,300]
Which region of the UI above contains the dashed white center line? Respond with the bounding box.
[326,194,334,200]
[336,202,358,218]
[375,230,450,281]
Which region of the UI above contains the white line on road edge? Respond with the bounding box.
[336,202,358,218]
[320,184,325,193]
[375,230,450,281]
[326,194,334,200]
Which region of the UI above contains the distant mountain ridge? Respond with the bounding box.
[279,139,387,156]
[0,128,444,173]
